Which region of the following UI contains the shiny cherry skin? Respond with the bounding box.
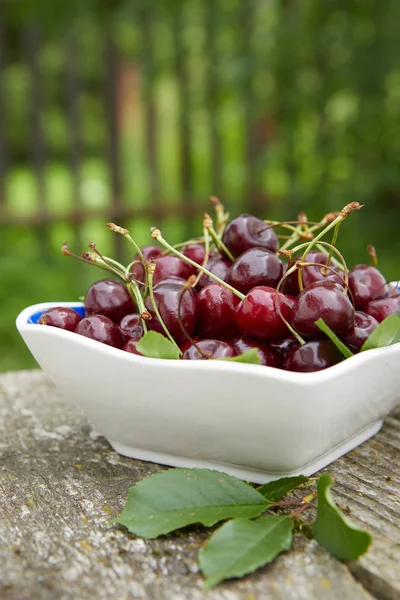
[180,337,202,353]
[235,286,293,341]
[283,251,342,296]
[284,340,342,372]
[152,255,193,285]
[119,313,144,342]
[292,281,354,338]
[233,336,282,368]
[196,283,239,340]
[196,256,231,290]
[38,307,82,331]
[75,315,124,348]
[367,296,400,322]
[154,276,187,287]
[182,244,206,269]
[84,279,135,323]
[122,339,143,355]
[222,214,279,257]
[130,245,163,283]
[348,265,387,310]
[269,337,300,358]
[145,280,197,345]
[228,247,283,294]
[182,339,236,360]
[341,311,379,353]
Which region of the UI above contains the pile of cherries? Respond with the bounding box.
[38,206,400,373]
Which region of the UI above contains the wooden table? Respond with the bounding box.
[0,370,399,600]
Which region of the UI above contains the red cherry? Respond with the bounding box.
[292,281,355,338]
[38,307,82,332]
[283,251,342,296]
[196,257,231,290]
[284,340,342,372]
[270,337,300,358]
[152,255,193,285]
[196,283,239,340]
[367,296,400,322]
[84,279,135,323]
[341,311,379,353]
[233,336,282,368]
[235,286,293,341]
[75,315,124,348]
[130,245,163,283]
[182,339,236,360]
[182,244,206,268]
[228,247,283,294]
[222,214,279,257]
[348,265,387,310]
[122,339,143,355]
[119,313,144,342]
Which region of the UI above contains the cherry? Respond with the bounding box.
[348,265,387,310]
[154,276,187,288]
[284,340,343,372]
[222,214,279,257]
[228,248,283,294]
[283,251,342,296]
[235,286,293,341]
[196,283,239,340]
[152,255,193,285]
[75,315,124,348]
[182,243,206,268]
[38,307,82,332]
[233,336,282,368]
[269,337,300,358]
[122,339,143,355]
[119,313,144,341]
[84,279,135,323]
[341,311,379,353]
[145,280,197,345]
[180,337,202,353]
[292,281,354,338]
[130,245,163,283]
[367,296,400,322]
[182,339,236,360]
[196,256,231,290]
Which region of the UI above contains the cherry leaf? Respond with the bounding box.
[219,348,261,365]
[257,475,309,502]
[315,318,353,358]
[361,314,400,352]
[135,331,180,360]
[312,473,372,561]
[199,516,293,589]
[115,468,269,539]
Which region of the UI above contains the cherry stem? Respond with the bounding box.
[288,492,317,519]
[191,221,212,288]
[88,242,127,278]
[367,245,378,267]
[107,223,149,297]
[151,227,245,300]
[177,278,210,358]
[147,260,182,355]
[124,274,149,334]
[275,265,306,345]
[210,196,229,235]
[205,213,235,262]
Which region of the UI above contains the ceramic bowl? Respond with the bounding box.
[17,301,400,483]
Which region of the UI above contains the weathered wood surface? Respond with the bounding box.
[0,370,399,600]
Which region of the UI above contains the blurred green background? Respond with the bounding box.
[1,0,400,372]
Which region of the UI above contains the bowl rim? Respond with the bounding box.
[16,301,400,385]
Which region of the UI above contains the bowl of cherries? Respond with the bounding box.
[17,201,400,483]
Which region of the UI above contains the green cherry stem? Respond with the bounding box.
[205,212,235,261]
[107,223,149,297]
[125,275,149,333]
[151,227,245,301]
[147,260,182,355]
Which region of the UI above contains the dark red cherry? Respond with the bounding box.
[292,281,354,338]
[182,339,236,360]
[84,279,135,323]
[367,296,400,322]
[119,313,144,341]
[145,280,197,345]
[235,286,293,341]
[180,337,202,353]
[341,311,379,353]
[222,214,279,257]
[196,256,231,290]
[152,255,193,285]
[182,244,206,268]
[130,245,163,283]
[154,276,187,287]
[284,340,342,372]
[233,336,282,368]
[348,265,387,310]
[122,339,143,355]
[196,283,239,340]
[75,315,124,348]
[228,248,283,294]
[283,251,342,296]
[270,337,300,358]
[38,307,82,332]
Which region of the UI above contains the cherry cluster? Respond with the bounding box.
[38,204,400,373]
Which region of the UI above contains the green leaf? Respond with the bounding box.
[135,331,180,360]
[199,516,293,589]
[257,475,309,502]
[312,473,372,561]
[315,318,353,358]
[219,348,261,365]
[361,314,400,352]
[115,468,269,539]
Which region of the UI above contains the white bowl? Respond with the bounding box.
[17,302,400,483]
